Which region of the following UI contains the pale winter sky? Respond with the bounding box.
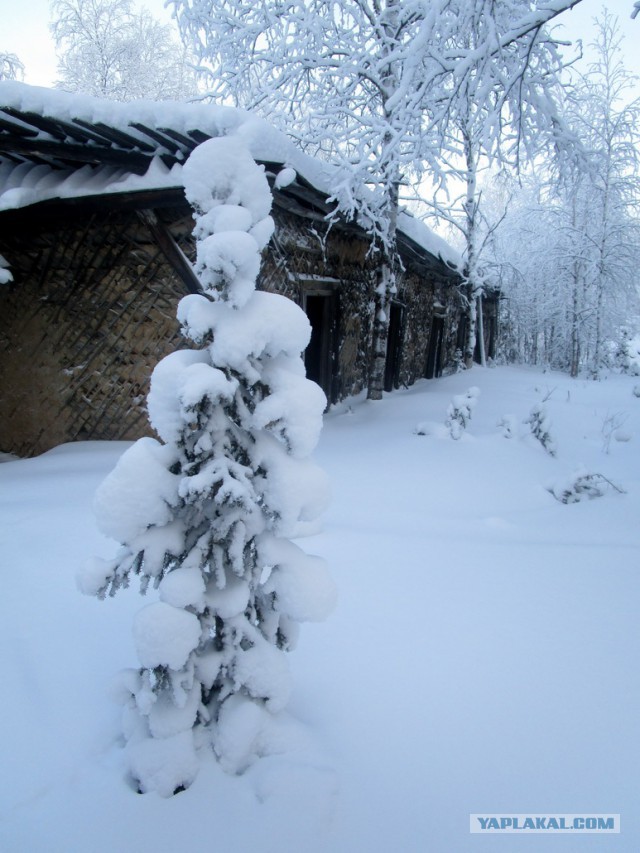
[1,0,640,90]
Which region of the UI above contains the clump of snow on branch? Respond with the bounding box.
[0,253,12,284]
[80,131,335,796]
[274,167,296,190]
[525,403,557,456]
[445,387,480,440]
[548,468,626,504]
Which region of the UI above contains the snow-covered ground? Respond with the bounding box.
[1,365,638,852]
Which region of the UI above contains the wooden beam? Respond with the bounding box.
[0,188,188,235]
[0,134,152,173]
[130,122,182,153]
[72,119,156,152]
[157,127,198,150]
[137,208,201,296]
[0,116,38,137]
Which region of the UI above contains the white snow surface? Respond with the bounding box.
[0,81,461,269]
[1,366,639,851]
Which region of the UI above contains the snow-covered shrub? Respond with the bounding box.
[452,348,465,373]
[633,385,640,399]
[601,412,629,454]
[414,420,448,438]
[497,414,517,439]
[619,333,640,375]
[548,468,625,504]
[80,134,336,796]
[445,387,480,439]
[525,403,557,456]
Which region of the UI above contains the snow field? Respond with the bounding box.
[0,366,638,851]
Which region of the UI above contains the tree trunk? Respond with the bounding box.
[476,293,486,367]
[366,162,400,399]
[570,268,581,378]
[463,285,476,369]
[461,126,483,371]
[367,257,394,400]
[367,3,402,400]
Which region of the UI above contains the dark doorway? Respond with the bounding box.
[384,302,405,392]
[425,315,445,379]
[303,290,338,404]
[456,314,466,357]
[456,312,482,364]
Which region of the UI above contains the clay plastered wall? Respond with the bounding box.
[1,202,461,457]
[0,208,189,457]
[260,210,376,400]
[398,269,461,386]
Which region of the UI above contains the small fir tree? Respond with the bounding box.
[525,403,557,456]
[445,387,480,440]
[80,132,335,796]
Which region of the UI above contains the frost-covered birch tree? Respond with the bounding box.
[170,0,583,391]
[488,182,562,365]
[51,0,198,100]
[490,12,640,375]
[565,11,640,375]
[0,53,25,82]
[80,129,335,796]
[421,112,510,369]
[411,0,579,368]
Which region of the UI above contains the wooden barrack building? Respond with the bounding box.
[0,83,494,458]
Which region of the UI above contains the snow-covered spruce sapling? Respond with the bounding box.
[618,332,640,376]
[445,387,480,440]
[525,403,557,456]
[80,135,336,796]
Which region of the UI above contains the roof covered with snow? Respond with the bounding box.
[0,82,461,272]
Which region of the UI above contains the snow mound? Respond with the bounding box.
[127,730,199,797]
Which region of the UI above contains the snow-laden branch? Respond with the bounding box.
[170,0,584,388]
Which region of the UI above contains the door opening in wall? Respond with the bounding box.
[426,314,445,379]
[302,286,339,404]
[384,302,405,392]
